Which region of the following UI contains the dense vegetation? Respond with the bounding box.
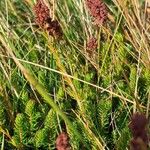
[0,0,149,149]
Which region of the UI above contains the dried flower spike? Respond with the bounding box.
[34,0,62,38]
[85,0,107,25]
[34,0,49,27]
[86,37,97,55]
[130,137,148,150]
[56,132,71,150]
[129,113,149,150]
[44,18,63,38]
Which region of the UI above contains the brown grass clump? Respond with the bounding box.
[129,113,149,150]
[56,132,71,150]
[33,0,62,38]
[85,0,107,25]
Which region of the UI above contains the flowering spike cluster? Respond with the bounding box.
[34,0,49,27]
[56,132,71,150]
[86,37,97,55]
[129,113,149,150]
[85,0,107,25]
[34,0,62,38]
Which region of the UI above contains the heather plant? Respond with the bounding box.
[0,0,150,150]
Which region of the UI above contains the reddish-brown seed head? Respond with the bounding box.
[85,0,107,25]
[56,132,71,150]
[34,0,50,27]
[87,37,97,50]
[33,0,62,38]
[129,113,148,140]
[129,113,149,150]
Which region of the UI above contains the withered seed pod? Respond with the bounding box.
[44,18,63,38]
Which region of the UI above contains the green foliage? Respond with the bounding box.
[0,97,6,126]
[0,0,149,149]
[115,126,130,150]
[98,98,112,146]
[11,114,30,148]
[129,65,136,93]
[25,100,41,132]
[34,128,49,148]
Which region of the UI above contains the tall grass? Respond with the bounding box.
[0,0,149,149]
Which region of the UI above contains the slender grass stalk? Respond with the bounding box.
[47,43,83,109]
[0,53,146,108]
[0,133,4,150]
[75,111,105,150]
